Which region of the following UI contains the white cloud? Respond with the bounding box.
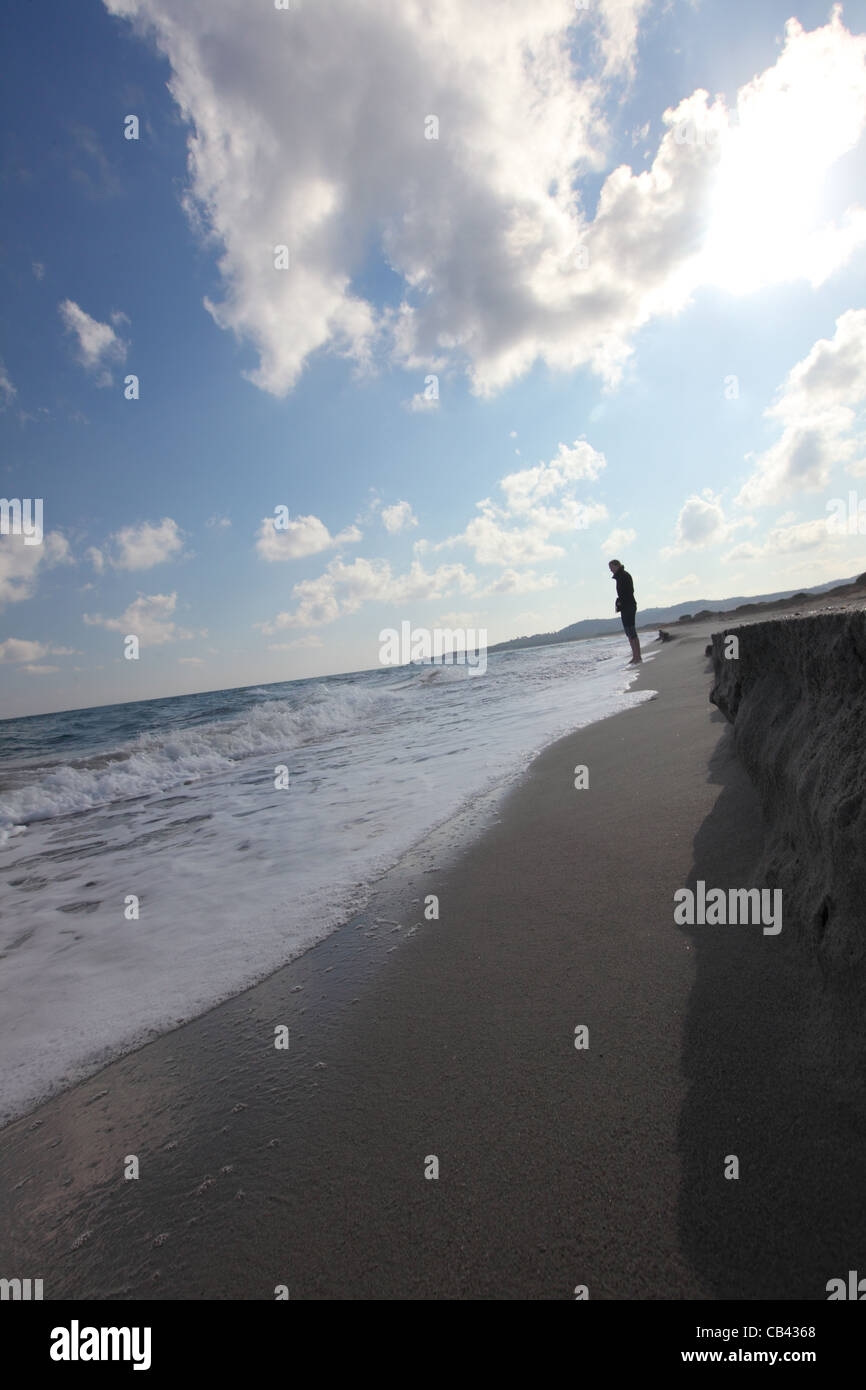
[87,546,105,572]
[670,495,726,550]
[103,5,866,398]
[256,513,362,561]
[736,309,866,507]
[697,13,866,296]
[17,406,51,427]
[437,438,608,566]
[481,568,557,595]
[21,664,59,675]
[593,0,652,79]
[84,592,193,645]
[257,557,477,631]
[0,532,72,608]
[653,572,701,595]
[724,517,839,563]
[0,639,50,664]
[500,441,606,514]
[407,391,439,413]
[602,526,636,553]
[447,501,607,567]
[663,492,754,557]
[381,500,418,534]
[0,361,17,410]
[109,518,184,570]
[59,299,128,384]
[206,514,232,529]
[32,261,45,280]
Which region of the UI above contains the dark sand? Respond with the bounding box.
[2,622,866,1299]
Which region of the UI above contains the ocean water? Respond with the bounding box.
[0,638,653,1122]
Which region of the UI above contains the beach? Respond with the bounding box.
[3,617,866,1300]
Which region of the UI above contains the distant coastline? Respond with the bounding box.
[487,572,866,654]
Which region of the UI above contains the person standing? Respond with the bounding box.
[608,559,641,664]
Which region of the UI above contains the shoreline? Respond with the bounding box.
[0,639,651,1131]
[3,620,866,1298]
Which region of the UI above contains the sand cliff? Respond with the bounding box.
[709,611,866,987]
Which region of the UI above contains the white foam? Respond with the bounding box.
[0,682,393,842]
[0,638,653,1124]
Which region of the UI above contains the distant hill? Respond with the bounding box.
[487,575,862,654]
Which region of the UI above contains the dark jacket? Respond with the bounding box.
[614,567,635,611]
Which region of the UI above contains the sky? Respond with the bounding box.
[2,0,866,718]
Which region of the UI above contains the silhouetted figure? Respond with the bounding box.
[609,559,641,664]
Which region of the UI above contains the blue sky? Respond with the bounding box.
[2,0,866,717]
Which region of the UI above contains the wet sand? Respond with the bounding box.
[2,621,866,1299]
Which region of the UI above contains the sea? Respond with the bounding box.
[0,637,653,1123]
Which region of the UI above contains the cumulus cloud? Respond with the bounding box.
[736,309,866,508]
[103,0,607,394]
[592,0,653,79]
[724,517,841,564]
[0,532,72,608]
[480,568,557,595]
[500,441,606,514]
[381,500,418,534]
[84,592,193,645]
[103,4,866,398]
[206,514,232,528]
[0,638,49,664]
[256,513,362,561]
[264,438,598,631]
[662,492,754,557]
[446,500,608,567]
[437,438,608,565]
[696,12,866,296]
[257,557,477,631]
[107,518,184,570]
[0,638,74,663]
[59,299,128,385]
[602,526,636,553]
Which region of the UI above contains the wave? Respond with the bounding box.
[0,682,402,841]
